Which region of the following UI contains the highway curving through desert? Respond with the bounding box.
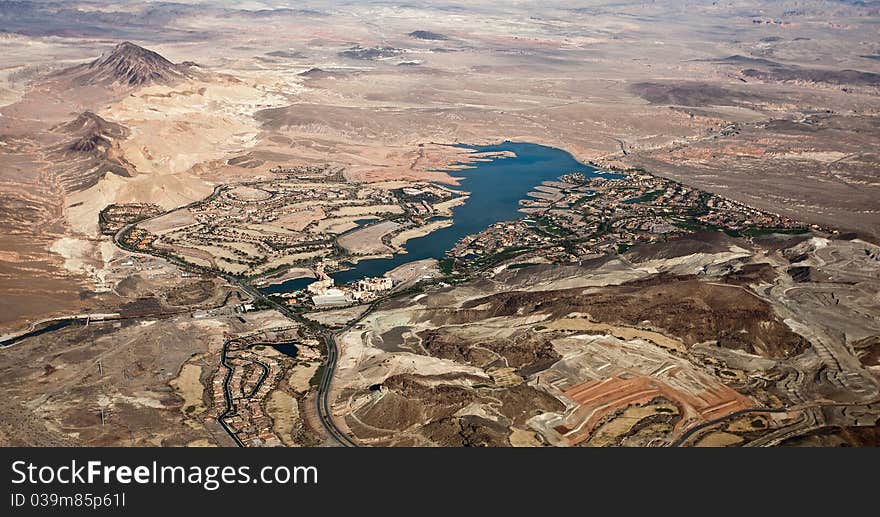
[316,330,359,447]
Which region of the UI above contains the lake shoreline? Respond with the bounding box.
[265,141,602,293]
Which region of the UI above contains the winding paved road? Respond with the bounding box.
[113,202,359,447]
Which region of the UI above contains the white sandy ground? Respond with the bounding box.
[48,237,119,291]
[61,69,293,238]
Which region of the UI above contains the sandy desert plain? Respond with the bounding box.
[0,0,879,447]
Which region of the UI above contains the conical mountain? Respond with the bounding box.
[60,41,198,87]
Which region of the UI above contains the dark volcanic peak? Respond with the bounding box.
[299,67,327,77]
[70,132,111,154]
[63,41,195,88]
[54,111,129,157]
[298,67,347,80]
[408,30,449,41]
[90,42,182,86]
[56,111,129,140]
[50,112,134,192]
[104,41,173,65]
[338,45,402,60]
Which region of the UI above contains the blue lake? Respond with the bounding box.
[272,343,299,357]
[263,141,604,294]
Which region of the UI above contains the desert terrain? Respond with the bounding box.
[0,0,878,447]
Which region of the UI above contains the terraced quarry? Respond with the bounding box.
[330,230,880,446]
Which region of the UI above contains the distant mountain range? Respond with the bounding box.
[408,30,449,41]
